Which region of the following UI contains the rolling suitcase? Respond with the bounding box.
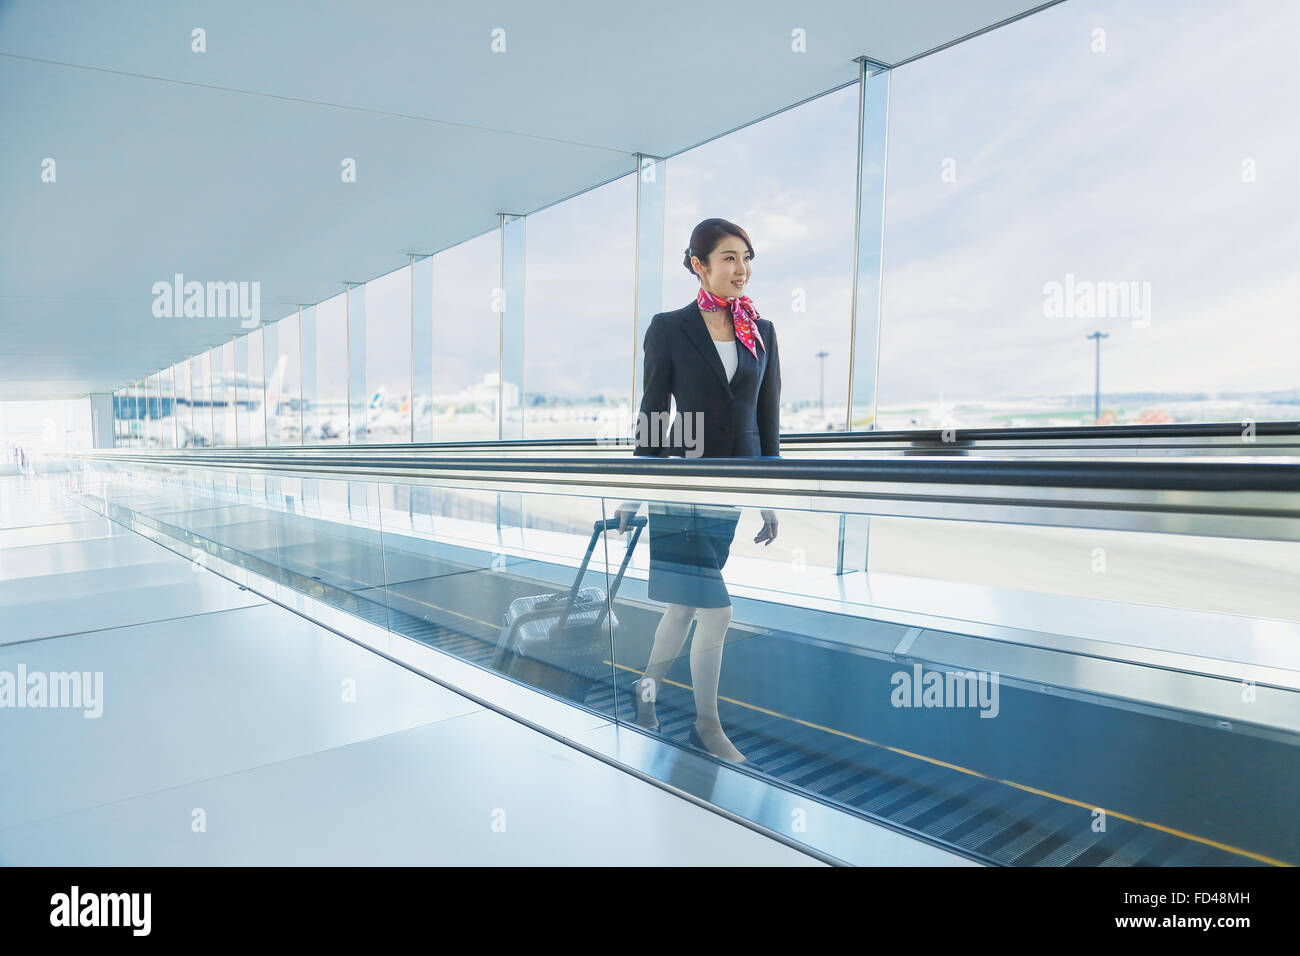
[492,515,646,703]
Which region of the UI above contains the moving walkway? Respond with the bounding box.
[59,421,1300,866]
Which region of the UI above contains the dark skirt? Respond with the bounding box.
[647,504,742,608]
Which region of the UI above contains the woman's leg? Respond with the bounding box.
[634,602,696,727]
[690,604,744,761]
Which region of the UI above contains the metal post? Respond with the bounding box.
[1087,331,1109,423]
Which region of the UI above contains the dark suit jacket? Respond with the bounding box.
[634,299,780,458]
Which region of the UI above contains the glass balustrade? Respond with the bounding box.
[61,455,1300,867]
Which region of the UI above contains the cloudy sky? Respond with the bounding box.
[243,0,1299,418]
[878,0,1298,405]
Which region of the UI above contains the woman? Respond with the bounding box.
[614,218,780,763]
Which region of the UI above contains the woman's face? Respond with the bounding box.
[694,238,752,299]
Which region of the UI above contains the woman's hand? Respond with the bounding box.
[754,509,779,545]
[614,501,641,534]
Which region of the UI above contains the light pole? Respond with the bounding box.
[1086,331,1109,424]
[815,350,829,418]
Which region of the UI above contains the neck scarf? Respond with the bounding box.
[696,287,765,359]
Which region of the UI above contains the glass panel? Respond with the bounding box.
[66,397,92,453]
[663,86,858,434]
[267,313,301,445]
[411,256,433,443]
[233,336,250,446]
[602,491,1300,867]
[376,482,616,714]
[633,157,665,420]
[282,312,302,445]
[154,374,165,448]
[153,374,164,448]
[205,352,218,447]
[270,475,389,622]
[191,354,211,447]
[431,230,499,441]
[111,389,122,446]
[314,292,348,444]
[187,356,201,447]
[500,214,524,440]
[263,320,279,444]
[140,376,154,448]
[121,385,131,448]
[849,65,889,431]
[364,265,412,443]
[347,282,366,443]
[160,367,176,448]
[300,305,318,444]
[865,516,1300,620]
[524,174,636,439]
[221,340,236,446]
[284,478,384,621]
[70,456,1300,868]
[173,359,193,447]
[246,329,266,446]
[115,388,124,447]
[133,382,146,448]
[877,0,1300,427]
[143,374,157,447]
[119,385,136,447]
[210,347,227,447]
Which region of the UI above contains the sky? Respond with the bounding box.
[877,0,1299,403]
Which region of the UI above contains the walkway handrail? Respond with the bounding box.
[66,450,1300,542]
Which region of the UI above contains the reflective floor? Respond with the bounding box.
[0,476,831,865]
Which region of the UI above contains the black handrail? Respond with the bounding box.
[82,451,1300,492]
[359,420,1300,447]
[106,419,1299,454]
[782,421,1300,442]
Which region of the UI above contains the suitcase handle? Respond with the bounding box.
[590,516,647,632]
[594,516,648,533]
[553,515,645,634]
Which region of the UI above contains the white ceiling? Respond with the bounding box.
[0,0,1061,399]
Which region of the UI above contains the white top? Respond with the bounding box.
[714,338,737,382]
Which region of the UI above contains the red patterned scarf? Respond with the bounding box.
[696,288,765,359]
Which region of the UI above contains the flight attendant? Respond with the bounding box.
[614,218,780,763]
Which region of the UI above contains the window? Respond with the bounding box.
[429,231,501,441]
[267,313,301,445]
[662,87,859,433]
[365,266,413,443]
[524,174,636,439]
[877,0,1300,427]
[313,292,348,444]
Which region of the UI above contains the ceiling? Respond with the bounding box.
[0,0,1061,399]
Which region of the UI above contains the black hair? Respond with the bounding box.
[683,219,755,280]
